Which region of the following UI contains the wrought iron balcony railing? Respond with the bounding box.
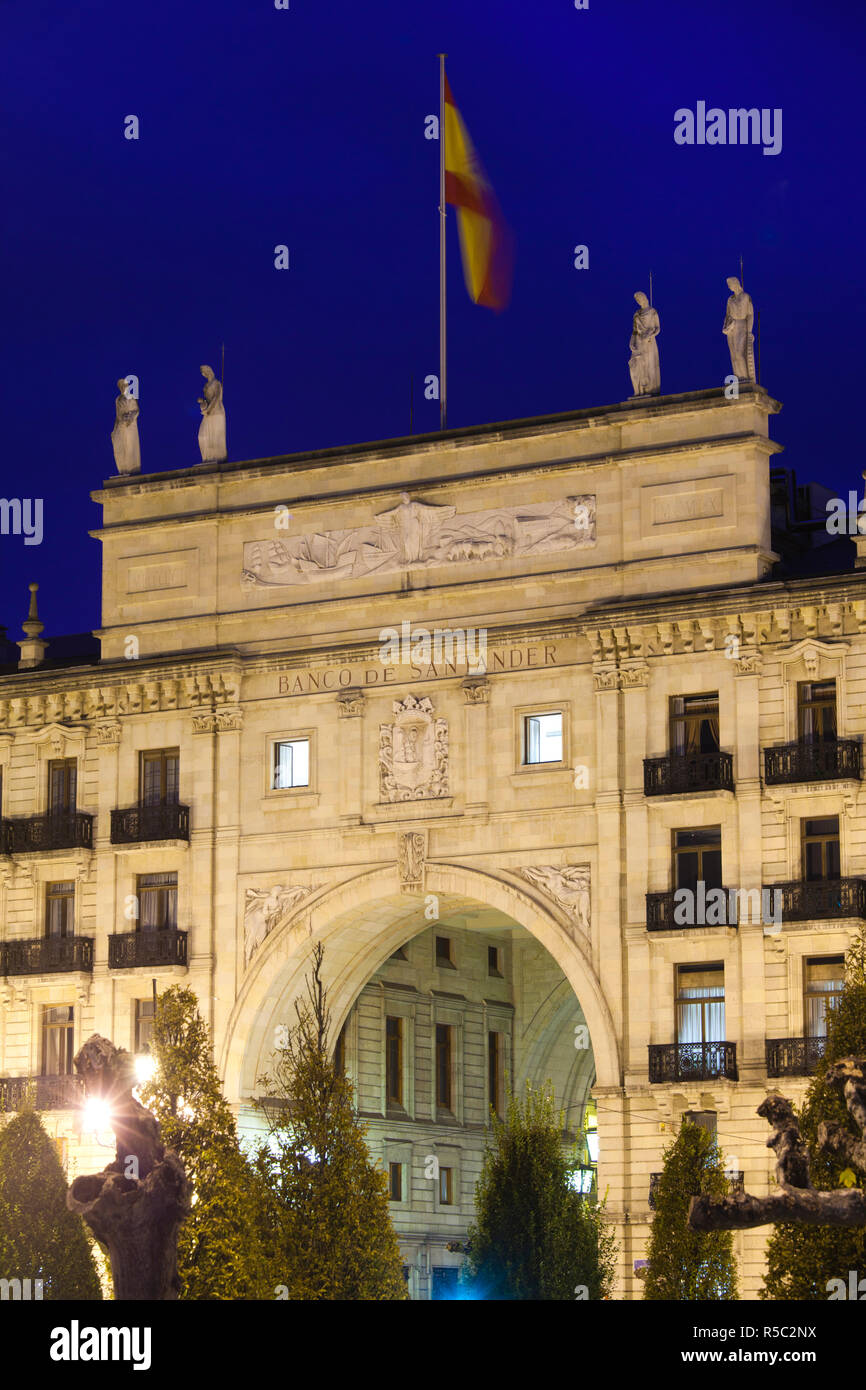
[0,1074,85,1112]
[110,802,190,845]
[763,877,866,923]
[644,751,734,797]
[648,1169,743,1210]
[647,884,738,931]
[764,738,861,785]
[648,1041,738,1084]
[0,811,93,855]
[108,929,188,969]
[1,935,94,975]
[766,1035,828,1078]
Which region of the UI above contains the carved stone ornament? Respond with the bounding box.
[519,865,591,938]
[398,830,427,890]
[461,678,490,705]
[379,694,449,802]
[336,690,364,718]
[95,721,123,746]
[243,885,316,966]
[241,494,596,588]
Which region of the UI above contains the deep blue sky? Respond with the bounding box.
[1,0,863,640]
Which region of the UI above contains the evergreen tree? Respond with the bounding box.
[0,1108,102,1299]
[255,944,407,1300]
[643,1120,738,1300]
[762,931,866,1300]
[139,985,275,1299]
[462,1081,617,1301]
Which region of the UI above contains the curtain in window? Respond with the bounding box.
[676,981,725,1043]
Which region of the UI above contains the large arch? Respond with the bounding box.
[220,860,620,1101]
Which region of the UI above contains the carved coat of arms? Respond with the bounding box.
[379,695,449,802]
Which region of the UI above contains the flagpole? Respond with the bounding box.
[438,52,447,431]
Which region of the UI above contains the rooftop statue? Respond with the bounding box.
[111,378,140,475]
[628,291,660,397]
[723,276,755,382]
[197,364,226,462]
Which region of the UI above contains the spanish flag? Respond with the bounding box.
[443,77,514,311]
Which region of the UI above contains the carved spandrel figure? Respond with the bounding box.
[628,292,660,397]
[197,364,226,462]
[723,276,755,381]
[374,493,456,565]
[111,378,140,475]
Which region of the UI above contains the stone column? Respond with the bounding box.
[337,690,364,823]
[733,651,766,1075]
[461,678,489,812]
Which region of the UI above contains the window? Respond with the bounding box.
[487,945,502,976]
[385,1016,403,1106]
[334,1024,346,1075]
[272,739,310,790]
[802,817,840,881]
[804,956,845,1037]
[436,1024,453,1110]
[390,945,407,961]
[435,936,454,968]
[439,1166,454,1205]
[45,881,74,938]
[676,964,724,1045]
[135,999,155,1052]
[683,1110,718,1139]
[673,828,722,893]
[137,872,178,931]
[48,759,76,814]
[488,1031,502,1116]
[388,1162,403,1202]
[140,749,179,805]
[798,681,837,741]
[432,1266,459,1300]
[42,1006,74,1075]
[670,694,720,755]
[523,712,563,765]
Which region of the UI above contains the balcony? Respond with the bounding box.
[1,935,94,976]
[110,802,190,845]
[648,1169,743,1209]
[644,751,734,797]
[647,885,739,931]
[648,1041,738,1083]
[764,738,860,786]
[0,811,93,855]
[0,1074,85,1112]
[108,929,188,969]
[766,1035,828,1078]
[763,877,866,923]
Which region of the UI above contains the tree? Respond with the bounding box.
[759,933,866,1299]
[462,1081,617,1300]
[254,944,407,1300]
[643,1119,738,1301]
[139,985,275,1299]
[0,1108,102,1299]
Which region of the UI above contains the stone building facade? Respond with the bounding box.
[0,383,863,1297]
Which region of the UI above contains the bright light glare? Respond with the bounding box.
[134,1053,156,1084]
[82,1097,112,1134]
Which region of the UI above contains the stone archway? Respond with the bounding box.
[219,860,620,1103]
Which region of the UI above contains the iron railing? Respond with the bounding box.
[766,1035,828,1078]
[647,885,738,931]
[764,738,860,785]
[648,1041,738,1083]
[0,812,93,854]
[110,803,190,844]
[0,1074,85,1112]
[763,878,866,923]
[1,935,94,975]
[644,751,734,797]
[108,929,188,969]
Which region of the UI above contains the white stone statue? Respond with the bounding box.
[723,276,755,382]
[628,292,660,397]
[243,884,312,965]
[111,379,140,475]
[197,364,226,462]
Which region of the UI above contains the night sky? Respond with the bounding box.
[2,0,863,641]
